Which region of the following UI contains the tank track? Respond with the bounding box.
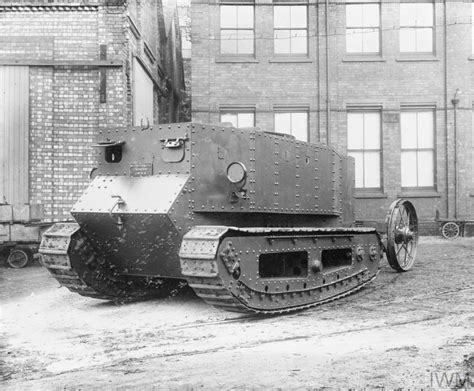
[185,273,378,315]
[40,222,182,301]
[180,226,381,315]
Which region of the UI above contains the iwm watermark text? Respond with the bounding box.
[431,372,472,389]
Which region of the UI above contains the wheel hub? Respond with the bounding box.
[394,226,414,245]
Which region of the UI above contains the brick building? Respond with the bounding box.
[191,0,474,234]
[0,0,186,222]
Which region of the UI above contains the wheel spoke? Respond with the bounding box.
[403,243,412,267]
[398,208,406,227]
[403,243,409,264]
[396,242,404,256]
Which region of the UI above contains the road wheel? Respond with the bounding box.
[7,249,32,269]
[385,199,418,272]
[441,221,460,239]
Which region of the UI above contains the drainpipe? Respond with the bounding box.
[325,0,330,146]
[443,2,449,219]
[451,88,460,220]
[317,1,321,142]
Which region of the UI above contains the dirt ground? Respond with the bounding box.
[1,237,473,389]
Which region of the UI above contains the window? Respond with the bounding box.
[400,2,434,53]
[220,4,254,55]
[220,110,255,128]
[346,3,380,53]
[347,111,382,189]
[274,110,308,141]
[471,107,474,192]
[274,5,308,55]
[133,58,154,126]
[472,3,474,54]
[400,110,435,188]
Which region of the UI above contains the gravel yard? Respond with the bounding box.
[1,237,473,389]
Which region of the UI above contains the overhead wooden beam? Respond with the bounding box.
[0,60,122,68]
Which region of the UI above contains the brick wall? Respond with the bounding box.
[191,0,474,233]
[192,0,319,135]
[0,0,180,221]
[0,5,105,221]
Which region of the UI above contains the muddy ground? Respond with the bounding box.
[1,237,473,389]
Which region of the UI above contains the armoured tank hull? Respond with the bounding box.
[39,123,418,313]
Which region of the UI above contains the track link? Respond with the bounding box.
[180,226,382,314]
[40,222,182,300]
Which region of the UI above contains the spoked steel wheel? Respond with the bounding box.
[7,249,31,269]
[441,221,460,239]
[386,199,418,272]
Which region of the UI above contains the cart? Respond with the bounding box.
[0,204,51,268]
[437,218,474,239]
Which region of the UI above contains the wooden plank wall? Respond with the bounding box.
[0,66,29,205]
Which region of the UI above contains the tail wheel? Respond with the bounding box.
[441,221,460,239]
[386,199,418,272]
[7,249,32,269]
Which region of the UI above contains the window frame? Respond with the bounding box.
[345,2,381,55]
[346,109,383,190]
[273,3,309,56]
[219,2,256,56]
[219,107,256,128]
[273,107,309,142]
[400,107,436,190]
[472,2,474,55]
[399,1,435,54]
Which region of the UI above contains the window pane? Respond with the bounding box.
[347,113,364,149]
[237,6,254,29]
[363,4,379,28]
[221,113,237,127]
[274,6,290,28]
[292,112,308,142]
[401,112,417,148]
[363,29,379,53]
[417,151,434,186]
[417,111,434,148]
[416,28,433,52]
[400,29,416,52]
[416,3,433,27]
[221,6,236,28]
[221,30,238,54]
[237,113,254,128]
[274,29,291,54]
[291,6,307,29]
[346,30,363,53]
[364,152,381,188]
[401,151,417,187]
[363,112,380,149]
[348,152,364,188]
[346,5,363,28]
[291,30,307,54]
[237,30,254,54]
[400,4,416,26]
[275,112,291,134]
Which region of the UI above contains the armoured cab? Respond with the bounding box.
[68,123,355,277]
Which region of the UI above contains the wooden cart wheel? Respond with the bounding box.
[441,221,460,239]
[386,199,418,272]
[7,249,31,269]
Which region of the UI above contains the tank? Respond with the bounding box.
[39,123,418,314]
